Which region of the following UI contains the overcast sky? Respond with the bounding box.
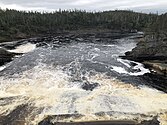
[0,0,167,14]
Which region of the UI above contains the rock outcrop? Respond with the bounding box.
[143,61,167,75]
[123,39,167,62]
[121,36,167,76]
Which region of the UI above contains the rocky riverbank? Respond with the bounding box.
[143,61,167,75]
[121,35,167,76]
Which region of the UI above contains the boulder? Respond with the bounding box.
[81,82,99,91]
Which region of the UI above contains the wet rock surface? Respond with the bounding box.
[140,72,167,92]
[0,47,22,66]
[81,82,99,91]
[121,36,167,76]
[122,38,167,62]
[143,61,167,75]
[38,114,159,125]
[0,104,35,125]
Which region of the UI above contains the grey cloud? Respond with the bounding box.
[0,0,167,14]
[0,0,73,4]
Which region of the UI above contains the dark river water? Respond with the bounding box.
[0,35,167,125]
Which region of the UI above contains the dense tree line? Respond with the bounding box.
[0,9,166,42]
[146,13,167,40]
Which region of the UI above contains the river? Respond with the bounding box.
[0,34,167,125]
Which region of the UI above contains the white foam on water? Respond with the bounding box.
[117,58,131,68]
[0,65,6,71]
[90,53,99,60]
[94,48,100,51]
[88,48,100,60]
[8,43,36,53]
[111,58,150,76]
[102,45,116,47]
[0,64,167,124]
[111,66,128,74]
[129,61,150,76]
[116,38,137,55]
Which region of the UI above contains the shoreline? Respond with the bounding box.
[0,29,133,43]
[121,34,167,76]
[120,34,167,93]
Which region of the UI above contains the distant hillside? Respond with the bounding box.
[0,9,166,42]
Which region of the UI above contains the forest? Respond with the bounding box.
[0,9,167,42]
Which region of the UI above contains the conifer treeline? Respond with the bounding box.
[0,9,166,42]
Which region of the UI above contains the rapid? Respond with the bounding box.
[0,34,167,125]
